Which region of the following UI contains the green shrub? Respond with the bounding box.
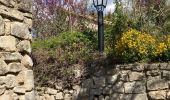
[32,31,99,88]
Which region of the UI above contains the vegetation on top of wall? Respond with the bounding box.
[114,29,170,63]
[32,31,103,88]
[32,0,170,89]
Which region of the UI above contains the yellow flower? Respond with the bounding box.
[154,43,168,56]
[115,29,156,58]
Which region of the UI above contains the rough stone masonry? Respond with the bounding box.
[0,0,34,100]
[1,0,170,100]
[35,63,170,100]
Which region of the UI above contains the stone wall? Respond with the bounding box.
[1,1,170,100]
[0,0,34,100]
[35,62,170,100]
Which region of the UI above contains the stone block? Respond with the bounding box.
[106,67,119,75]
[120,70,130,81]
[0,61,7,75]
[0,92,11,100]
[21,55,33,69]
[11,22,30,40]
[111,93,147,100]
[19,95,26,100]
[123,64,133,70]
[132,93,148,100]
[110,93,122,100]
[17,40,31,54]
[64,94,72,100]
[107,74,119,84]
[79,88,90,97]
[5,74,16,89]
[55,84,63,90]
[55,92,64,100]
[0,16,4,35]
[16,71,25,85]
[43,94,51,100]
[147,76,168,90]
[132,63,145,71]
[24,13,33,19]
[145,63,159,70]
[45,88,57,95]
[0,52,23,62]
[160,63,169,70]
[148,90,166,100]
[0,36,16,51]
[128,72,144,81]
[0,85,6,95]
[14,86,26,94]
[112,81,124,93]
[162,70,170,79]
[18,0,32,13]
[124,81,146,93]
[0,76,5,85]
[90,88,102,96]
[0,0,15,7]
[25,91,35,100]
[24,18,32,28]
[167,91,170,99]
[0,5,24,21]
[93,76,106,88]
[146,70,161,76]
[103,86,113,95]
[82,79,93,88]
[120,93,148,100]
[73,85,81,92]
[105,96,110,100]
[99,95,104,100]
[24,70,34,92]
[7,63,22,73]
[94,68,105,77]
[4,19,10,35]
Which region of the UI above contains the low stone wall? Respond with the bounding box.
[35,62,170,100]
[0,0,34,99]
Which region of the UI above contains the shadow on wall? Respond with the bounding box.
[34,51,170,100]
[75,61,170,100]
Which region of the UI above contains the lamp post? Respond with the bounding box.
[93,0,107,52]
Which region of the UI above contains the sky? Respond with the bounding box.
[105,0,116,13]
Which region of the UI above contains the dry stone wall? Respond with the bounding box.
[1,0,170,100]
[0,0,34,100]
[35,62,170,100]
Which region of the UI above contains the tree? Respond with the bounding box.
[127,0,170,34]
[33,0,92,38]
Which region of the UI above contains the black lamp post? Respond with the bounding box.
[93,0,107,52]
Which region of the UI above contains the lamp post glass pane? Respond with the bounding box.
[93,0,98,6]
[98,0,102,5]
[103,0,107,7]
[93,0,107,7]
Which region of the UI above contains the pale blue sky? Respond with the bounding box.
[105,0,115,13]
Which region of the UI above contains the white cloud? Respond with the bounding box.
[105,3,115,13]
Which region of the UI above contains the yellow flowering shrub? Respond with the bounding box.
[115,29,170,62]
[154,43,168,56]
[167,35,170,49]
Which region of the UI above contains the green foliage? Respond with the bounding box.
[32,31,100,87]
[33,31,94,49]
[33,31,98,64]
[104,0,170,63]
[104,1,129,55]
